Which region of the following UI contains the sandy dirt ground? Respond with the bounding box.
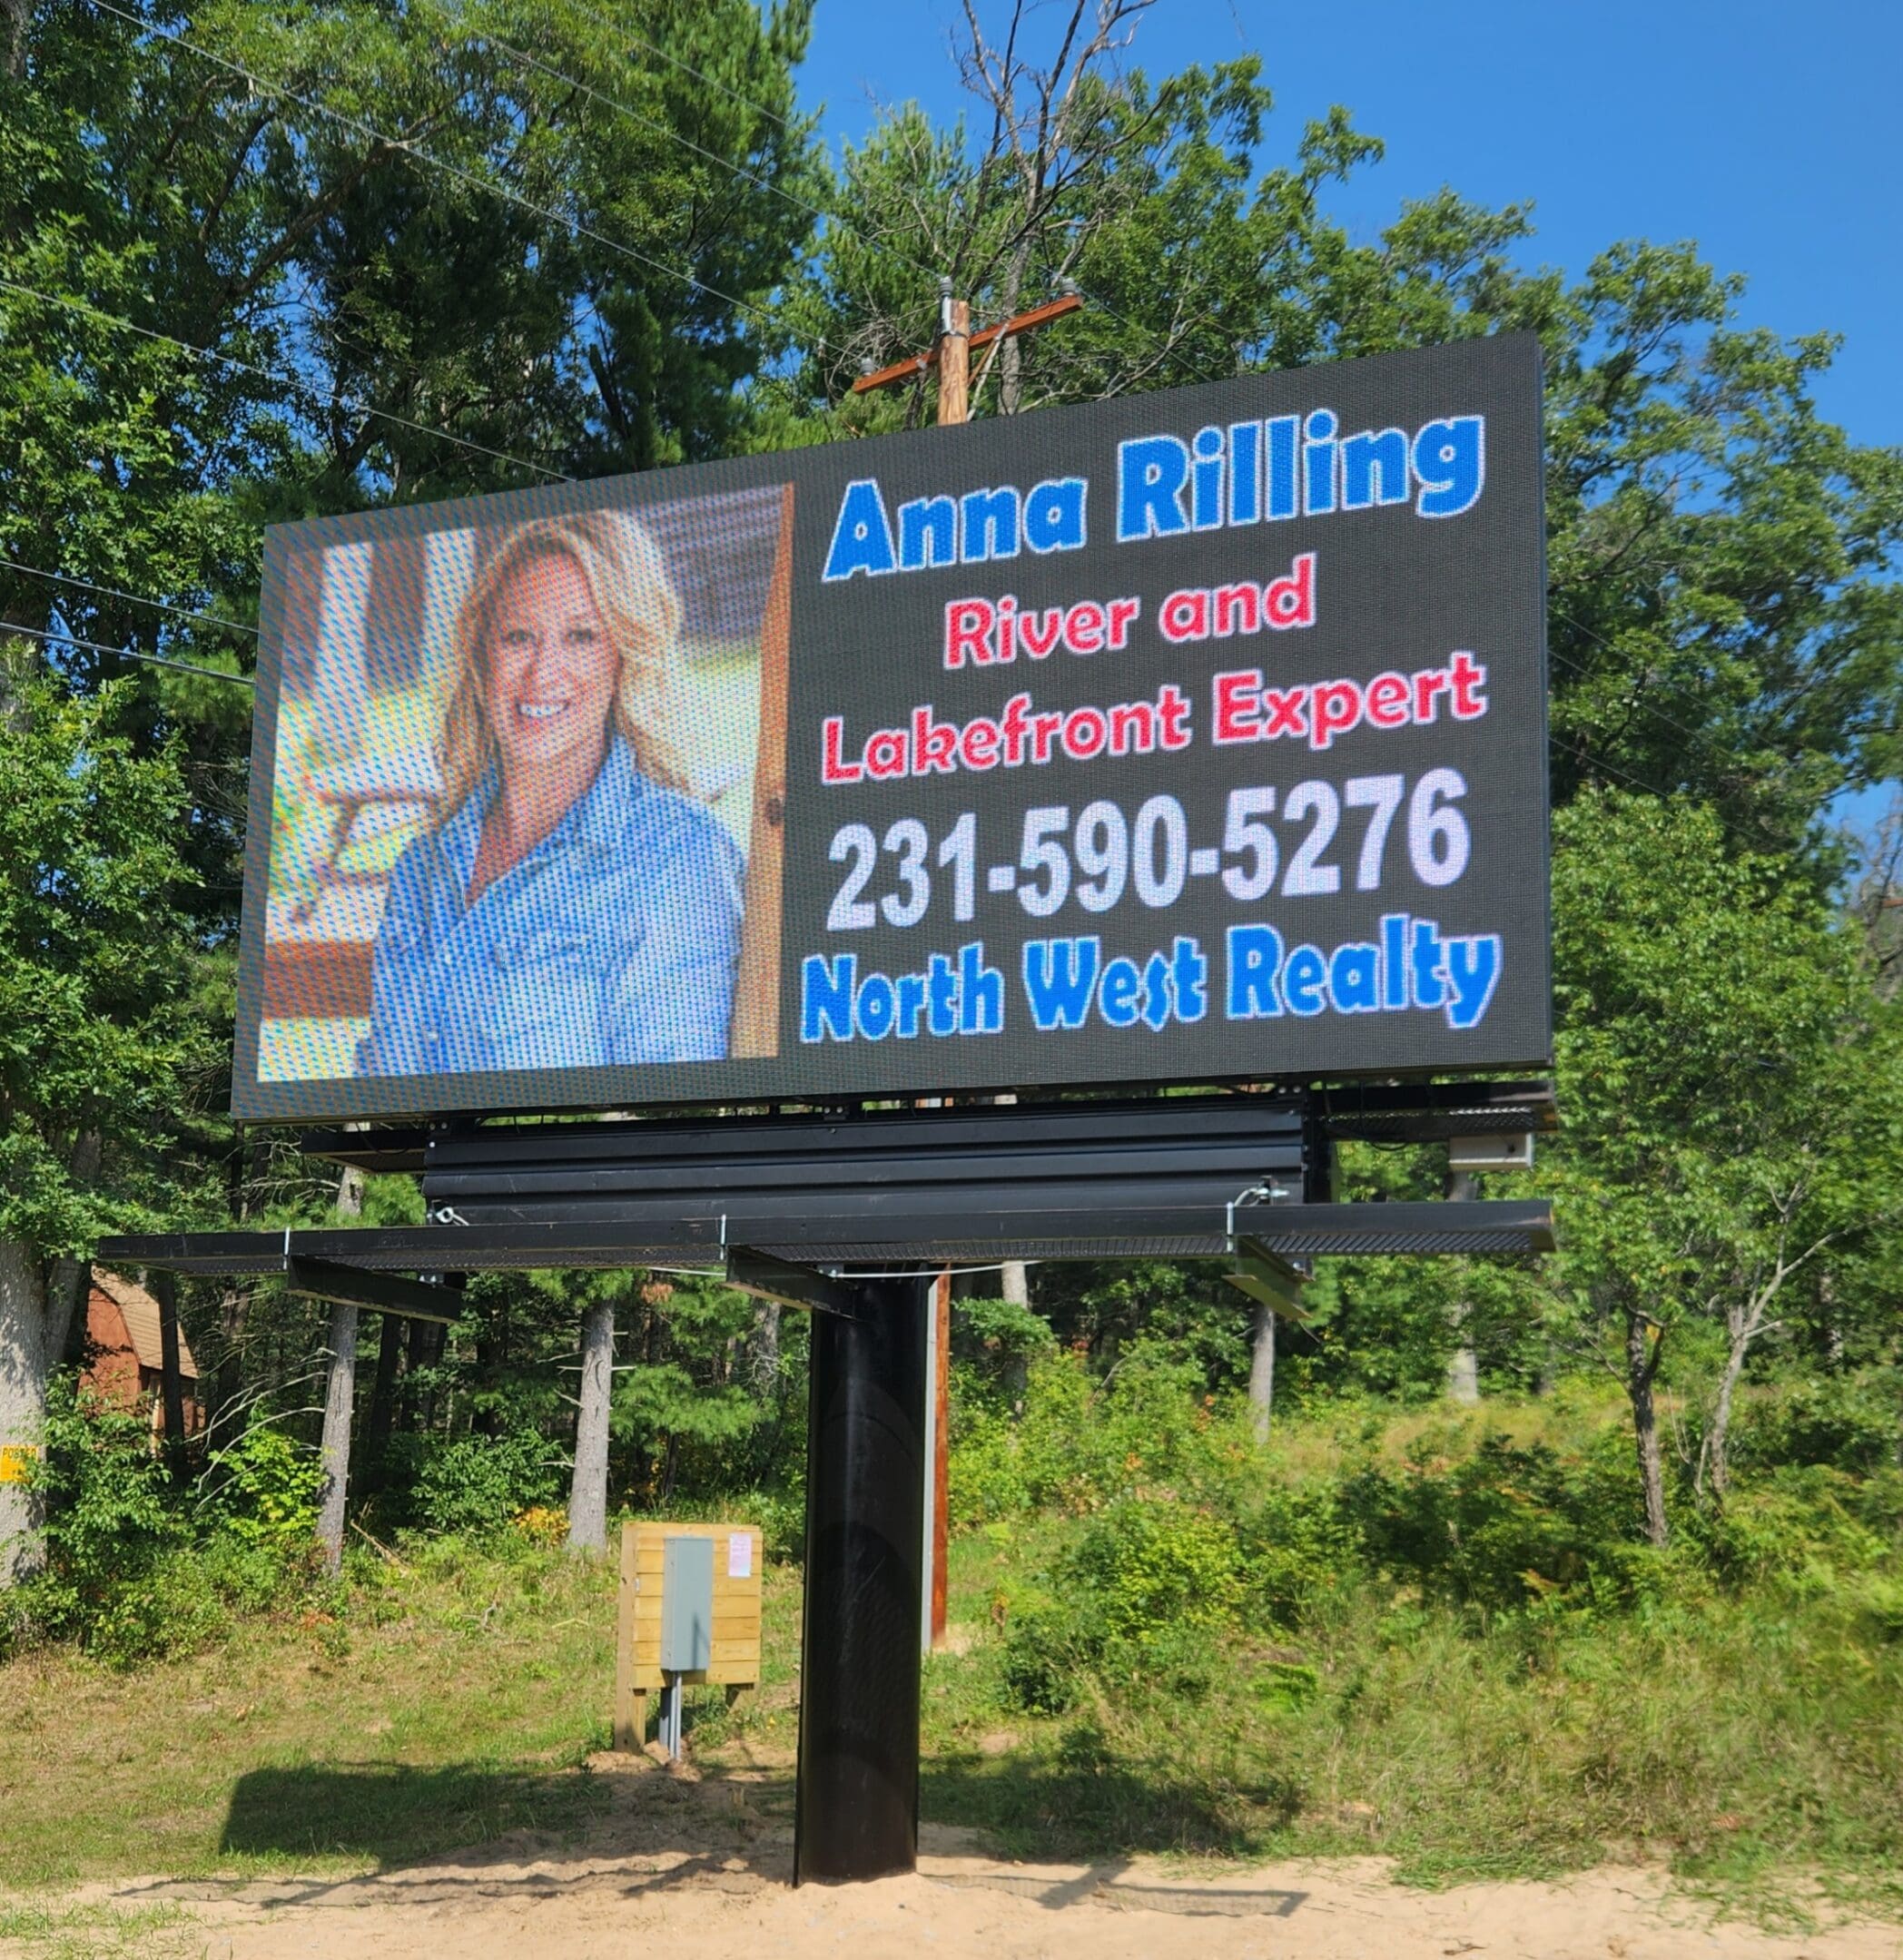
[45,1753,1903,1960]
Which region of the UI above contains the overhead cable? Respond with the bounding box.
[0,275,570,484]
[91,1,840,362]
[3,559,259,638]
[0,616,254,687]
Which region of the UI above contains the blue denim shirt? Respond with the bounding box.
[357,739,744,1078]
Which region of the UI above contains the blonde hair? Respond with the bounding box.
[435,508,691,822]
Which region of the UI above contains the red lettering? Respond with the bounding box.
[1001,693,1031,766]
[1030,710,1065,764]
[821,715,862,784]
[1109,702,1156,754]
[865,728,908,779]
[943,598,993,669]
[1260,686,1309,741]
[912,706,958,775]
[1310,678,1362,751]
[1062,601,1104,655]
[1414,668,1453,723]
[1449,648,1488,719]
[1017,606,1064,659]
[1159,587,1208,644]
[1364,672,1410,728]
[1157,684,1194,751]
[1213,583,1259,636]
[1106,597,1141,648]
[960,717,1000,769]
[1265,551,1316,629]
[1061,706,1108,761]
[1213,671,1262,744]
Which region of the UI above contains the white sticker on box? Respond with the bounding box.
[728,1532,753,1579]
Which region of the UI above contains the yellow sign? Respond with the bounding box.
[0,1445,40,1485]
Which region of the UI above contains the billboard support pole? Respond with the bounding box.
[794,1271,930,1885]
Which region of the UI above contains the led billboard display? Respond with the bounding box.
[233,333,1549,1120]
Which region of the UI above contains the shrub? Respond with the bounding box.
[1730,1372,1902,1478]
[1340,1428,1640,1614]
[205,1423,322,1547]
[411,1430,561,1536]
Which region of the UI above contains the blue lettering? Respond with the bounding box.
[897,495,957,570]
[1099,956,1141,1028]
[961,485,1021,562]
[927,953,960,1036]
[1303,409,1337,516]
[801,953,857,1042]
[1327,942,1380,1012]
[822,478,896,582]
[1284,943,1327,1016]
[1414,416,1485,517]
[1228,421,1261,527]
[1381,913,1410,1010]
[1410,920,1448,1010]
[1023,478,1087,553]
[1022,937,1100,1029]
[1191,426,1225,532]
[1170,936,1208,1023]
[1265,415,1299,521]
[896,970,927,1037]
[1117,436,1189,540]
[1444,934,1502,1029]
[958,940,1004,1033]
[857,971,895,1039]
[1226,924,1285,1019]
[1341,427,1412,510]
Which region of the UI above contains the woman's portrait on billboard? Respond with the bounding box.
[356,510,743,1076]
[253,483,788,1089]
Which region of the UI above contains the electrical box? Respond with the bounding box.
[660,1533,715,1673]
[1447,1132,1535,1172]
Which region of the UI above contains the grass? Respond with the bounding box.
[1,1403,1899,1934]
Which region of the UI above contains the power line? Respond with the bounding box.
[3,559,259,638]
[93,1,840,362]
[0,276,570,485]
[0,616,254,688]
[534,0,1212,396]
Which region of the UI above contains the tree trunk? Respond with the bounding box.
[747,1296,781,1394]
[1703,1297,1764,1502]
[567,1299,614,1556]
[0,1236,50,1585]
[315,1301,359,1576]
[1624,1309,1669,1547]
[1000,1257,1030,1416]
[1248,1301,1277,1445]
[1443,1172,1480,1403]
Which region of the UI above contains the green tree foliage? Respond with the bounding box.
[1,0,1899,1607]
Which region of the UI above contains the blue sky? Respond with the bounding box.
[794,0,1901,834]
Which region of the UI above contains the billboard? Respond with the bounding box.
[233,333,1549,1120]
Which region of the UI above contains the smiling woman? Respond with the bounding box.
[355,511,746,1077]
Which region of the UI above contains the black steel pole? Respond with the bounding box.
[794,1274,929,1885]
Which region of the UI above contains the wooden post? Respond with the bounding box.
[937,295,970,428]
[152,1268,188,1482]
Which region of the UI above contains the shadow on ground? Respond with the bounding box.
[219,1760,615,1868]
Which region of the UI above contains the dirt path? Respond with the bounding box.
[41,1755,1903,1960]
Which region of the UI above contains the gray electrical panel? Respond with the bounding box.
[660,1534,715,1673]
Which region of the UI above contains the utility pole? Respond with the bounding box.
[857,281,1081,1651]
